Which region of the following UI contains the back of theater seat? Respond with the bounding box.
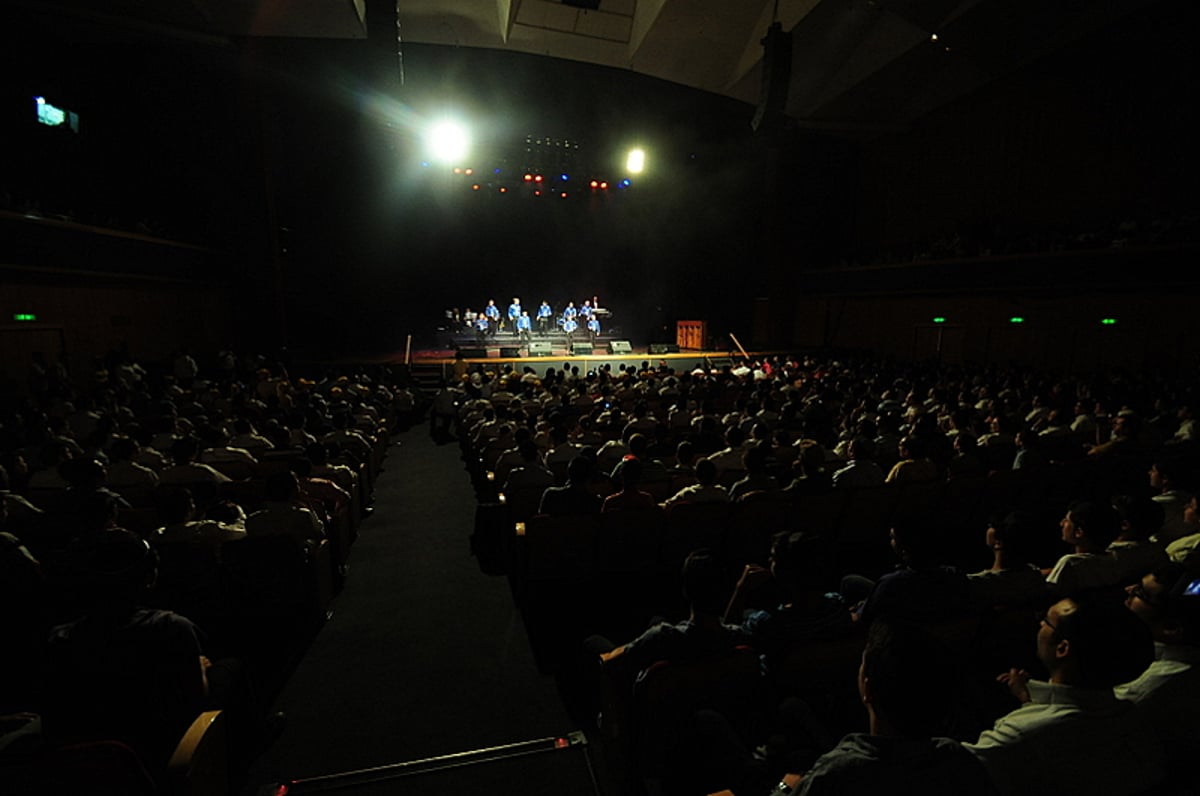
[725,495,792,570]
[596,507,663,576]
[519,514,600,589]
[661,502,728,571]
[166,710,228,796]
[627,645,768,788]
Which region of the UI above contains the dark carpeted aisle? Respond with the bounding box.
[244,423,576,791]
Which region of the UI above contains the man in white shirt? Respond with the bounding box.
[965,593,1164,796]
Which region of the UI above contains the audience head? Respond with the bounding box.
[1149,456,1188,493]
[79,527,159,605]
[848,437,876,461]
[169,435,201,465]
[987,511,1039,563]
[1061,500,1121,551]
[264,470,300,502]
[566,455,593,484]
[859,621,954,737]
[157,486,196,524]
[627,433,649,458]
[769,532,834,598]
[1126,562,1199,646]
[680,548,730,617]
[888,515,940,567]
[674,440,695,468]
[1038,592,1154,689]
[694,458,718,486]
[617,456,643,488]
[1111,494,1165,542]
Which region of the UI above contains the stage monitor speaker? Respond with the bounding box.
[528,341,553,356]
[458,347,488,359]
[571,343,594,356]
[499,346,520,358]
[607,340,632,355]
[649,343,680,355]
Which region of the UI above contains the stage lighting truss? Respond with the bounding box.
[435,163,625,200]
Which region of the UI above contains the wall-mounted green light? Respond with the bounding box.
[1009,317,1025,324]
[932,317,946,324]
[12,313,37,322]
[1101,318,1117,326]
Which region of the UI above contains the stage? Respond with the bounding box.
[389,333,742,383]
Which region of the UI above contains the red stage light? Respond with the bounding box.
[452,167,462,174]
[589,180,598,188]
[560,192,568,198]
[534,190,542,196]
[599,181,608,189]
[523,173,532,182]
[499,187,507,193]
[534,174,543,183]
[465,168,474,175]
[471,184,480,190]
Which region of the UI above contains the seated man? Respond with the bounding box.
[1116,562,1200,774]
[601,457,657,513]
[848,519,971,627]
[725,532,851,671]
[1046,500,1123,597]
[43,529,210,775]
[966,511,1048,608]
[598,549,749,678]
[782,621,996,795]
[830,438,885,490]
[244,470,326,548]
[502,440,554,493]
[728,444,780,502]
[538,456,602,516]
[663,458,729,507]
[1108,495,1169,583]
[965,592,1164,796]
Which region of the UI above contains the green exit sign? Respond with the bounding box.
[12,313,37,322]
[1101,318,1117,326]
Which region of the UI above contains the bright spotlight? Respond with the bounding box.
[626,148,645,174]
[426,120,470,164]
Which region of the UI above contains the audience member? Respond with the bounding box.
[965,592,1164,796]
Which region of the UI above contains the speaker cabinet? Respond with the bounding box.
[500,347,520,358]
[607,340,632,354]
[571,343,594,356]
[649,343,680,355]
[458,347,488,359]
[528,341,553,356]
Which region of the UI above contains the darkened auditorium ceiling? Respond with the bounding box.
[9,0,1163,132]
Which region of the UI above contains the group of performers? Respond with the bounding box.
[447,297,604,346]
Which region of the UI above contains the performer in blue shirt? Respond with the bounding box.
[507,297,522,337]
[562,316,579,347]
[536,301,553,335]
[580,299,594,321]
[474,311,489,343]
[562,302,577,324]
[516,311,533,344]
[587,315,600,343]
[484,300,501,337]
